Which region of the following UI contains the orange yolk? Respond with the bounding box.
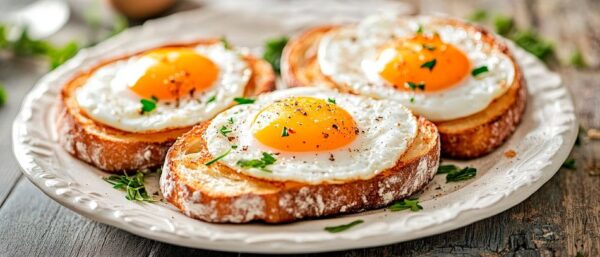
[129,47,219,100]
[378,34,470,92]
[253,97,358,152]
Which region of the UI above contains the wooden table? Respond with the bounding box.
[0,0,598,256]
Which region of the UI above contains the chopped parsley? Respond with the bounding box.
[468,9,489,22]
[104,171,155,202]
[220,36,232,50]
[324,219,364,233]
[437,164,459,174]
[219,125,232,136]
[570,49,586,69]
[416,25,424,34]
[228,117,235,124]
[205,147,233,166]
[237,152,276,172]
[234,97,255,105]
[327,98,336,104]
[562,158,576,170]
[206,95,217,104]
[389,199,423,212]
[420,59,437,71]
[281,126,290,137]
[445,166,477,182]
[471,66,489,77]
[422,44,436,51]
[511,30,554,61]
[140,96,158,114]
[405,81,425,91]
[263,36,288,74]
[494,15,514,36]
[0,83,6,106]
[410,97,415,103]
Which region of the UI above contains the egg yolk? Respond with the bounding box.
[378,34,470,92]
[253,97,358,152]
[129,48,219,100]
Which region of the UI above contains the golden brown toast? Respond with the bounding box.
[160,116,440,223]
[282,21,527,159]
[57,40,276,172]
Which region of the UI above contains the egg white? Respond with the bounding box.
[317,14,516,121]
[75,43,251,133]
[203,87,418,184]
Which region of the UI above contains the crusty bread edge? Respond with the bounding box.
[57,41,276,172]
[160,117,440,224]
[281,20,527,159]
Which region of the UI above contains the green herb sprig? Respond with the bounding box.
[234,97,255,105]
[205,147,235,166]
[104,172,155,202]
[562,158,576,170]
[140,96,158,114]
[471,66,489,77]
[389,199,423,212]
[0,83,6,106]
[237,152,276,172]
[263,36,288,74]
[324,219,364,233]
[437,164,477,182]
[420,59,437,71]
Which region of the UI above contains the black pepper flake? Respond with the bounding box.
[322,132,329,139]
[332,124,339,130]
[242,146,248,151]
[329,154,335,161]
[227,136,235,141]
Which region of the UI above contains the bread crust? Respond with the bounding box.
[57,40,276,172]
[160,117,440,223]
[281,19,527,159]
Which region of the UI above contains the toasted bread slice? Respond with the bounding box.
[57,40,276,172]
[282,22,526,159]
[160,116,439,223]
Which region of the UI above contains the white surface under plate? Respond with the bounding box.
[12,5,577,254]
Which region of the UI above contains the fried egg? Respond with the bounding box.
[317,15,516,121]
[203,87,418,184]
[75,42,251,132]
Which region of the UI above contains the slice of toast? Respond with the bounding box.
[282,22,526,159]
[160,116,440,223]
[57,40,276,172]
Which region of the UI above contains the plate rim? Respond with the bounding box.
[11,8,577,254]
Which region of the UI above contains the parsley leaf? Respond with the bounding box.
[220,36,232,50]
[416,25,424,34]
[205,147,233,166]
[104,171,155,202]
[389,199,423,212]
[140,98,157,114]
[468,10,489,22]
[47,41,80,70]
[405,81,425,91]
[471,66,489,77]
[234,97,255,105]
[228,117,235,124]
[324,219,364,233]
[219,125,232,136]
[494,15,515,36]
[281,127,289,137]
[327,98,336,104]
[562,158,576,170]
[237,152,276,172]
[511,30,554,61]
[437,164,459,174]
[446,167,477,182]
[0,83,6,106]
[420,59,437,71]
[570,49,586,69]
[206,95,217,104]
[263,36,288,74]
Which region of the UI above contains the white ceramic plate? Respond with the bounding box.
[12,5,577,254]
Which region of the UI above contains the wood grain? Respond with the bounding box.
[0,0,598,256]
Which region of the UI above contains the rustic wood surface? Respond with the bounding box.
[0,0,598,256]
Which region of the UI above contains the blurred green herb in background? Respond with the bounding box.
[468,10,555,63]
[263,36,289,74]
[0,84,7,106]
[569,49,587,69]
